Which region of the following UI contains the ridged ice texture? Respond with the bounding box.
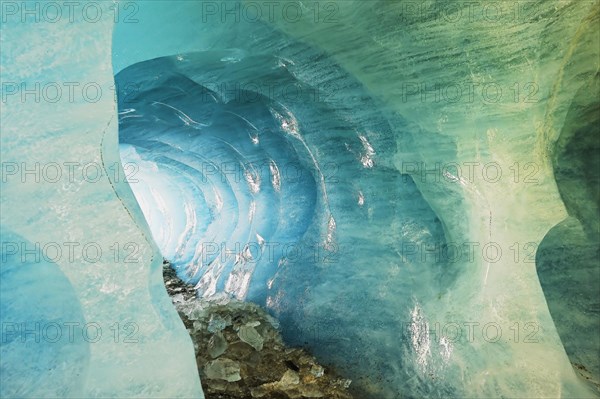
[117,50,449,396]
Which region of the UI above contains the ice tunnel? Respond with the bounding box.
[1,1,599,398]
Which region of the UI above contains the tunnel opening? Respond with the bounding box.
[114,50,449,398]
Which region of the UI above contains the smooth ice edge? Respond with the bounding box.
[0,4,204,398]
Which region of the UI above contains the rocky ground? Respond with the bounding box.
[163,260,354,399]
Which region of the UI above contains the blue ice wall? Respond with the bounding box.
[116,49,449,396]
[1,228,88,397]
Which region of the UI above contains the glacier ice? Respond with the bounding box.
[0,3,203,398]
[0,228,89,397]
[2,0,599,398]
[537,73,600,385]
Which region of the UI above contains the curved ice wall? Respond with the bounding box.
[0,2,203,398]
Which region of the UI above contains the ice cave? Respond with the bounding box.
[1,1,599,398]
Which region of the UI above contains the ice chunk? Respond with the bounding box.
[204,358,242,382]
[208,332,228,359]
[238,325,264,351]
[208,314,232,333]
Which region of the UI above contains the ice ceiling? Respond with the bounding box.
[1,1,599,398]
